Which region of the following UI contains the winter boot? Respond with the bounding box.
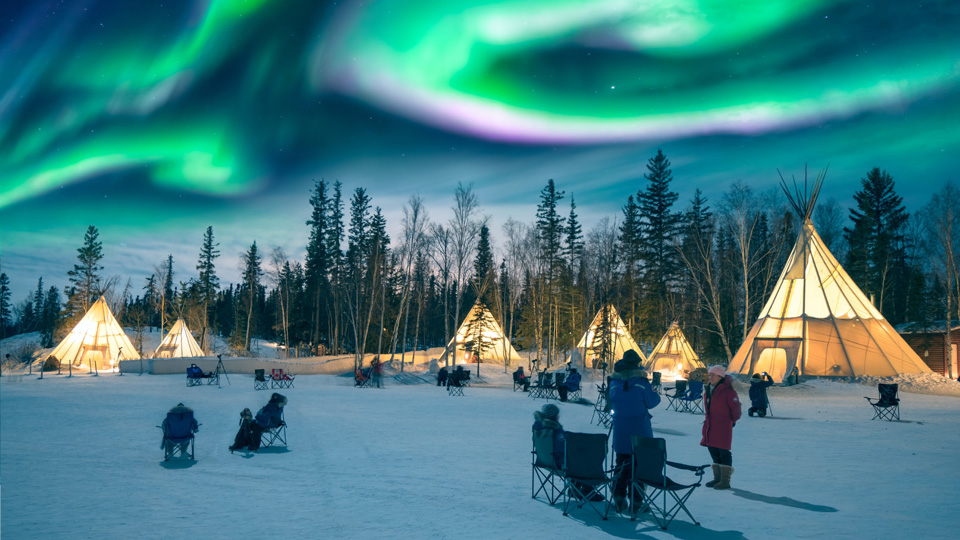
[714,465,733,490]
[704,464,721,488]
[748,407,755,417]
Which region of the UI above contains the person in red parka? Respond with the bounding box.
[701,365,741,490]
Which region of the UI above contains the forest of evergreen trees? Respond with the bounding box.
[2,152,958,371]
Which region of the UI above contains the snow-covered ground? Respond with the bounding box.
[1,369,958,539]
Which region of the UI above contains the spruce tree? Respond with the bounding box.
[536,179,565,280]
[843,167,909,319]
[305,179,330,346]
[163,255,175,328]
[241,241,263,350]
[0,273,10,338]
[196,226,220,350]
[66,225,103,315]
[473,223,494,300]
[637,149,681,334]
[41,286,61,348]
[33,278,45,332]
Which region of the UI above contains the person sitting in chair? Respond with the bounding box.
[748,372,774,417]
[513,366,530,391]
[437,366,449,387]
[161,403,199,456]
[187,363,211,378]
[533,403,565,469]
[533,403,600,501]
[558,368,581,401]
[229,408,254,452]
[355,368,369,386]
[248,393,287,451]
[450,365,466,387]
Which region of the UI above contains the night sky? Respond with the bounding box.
[2,0,959,298]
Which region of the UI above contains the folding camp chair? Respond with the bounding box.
[448,374,465,396]
[529,372,547,399]
[531,430,564,505]
[664,380,688,412]
[628,436,709,530]
[513,371,530,392]
[865,383,900,421]
[254,369,269,390]
[591,384,612,428]
[565,377,582,402]
[562,432,614,520]
[271,368,295,389]
[158,410,198,461]
[259,411,287,449]
[678,381,704,414]
[186,364,217,387]
[354,368,372,388]
[651,372,663,394]
[460,370,472,387]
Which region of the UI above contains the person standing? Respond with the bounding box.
[371,357,383,388]
[437,366,448,387]
[609,349,661,513]
[701,365,741,490]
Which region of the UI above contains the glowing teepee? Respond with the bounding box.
[47,296,140,369]
[728,171,931,382]
[576,305,647,369]
[645,322,705,381]
[153,318,205,358]
[441,301,521,365]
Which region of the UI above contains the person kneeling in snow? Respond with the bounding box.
[748,372,774,417]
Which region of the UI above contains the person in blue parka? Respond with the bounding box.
[748,372,774,417]
[609,349,661,513]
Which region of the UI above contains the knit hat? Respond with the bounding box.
[540,403,560,419]
[751,373,761,380]
[708,365,726,377]
[615,349,642,372]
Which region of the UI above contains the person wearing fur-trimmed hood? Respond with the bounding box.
[701,365,741,490]
[161,403,199,456]
[532,403,565,469]
[609,349,661,513]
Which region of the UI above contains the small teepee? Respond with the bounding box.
[645,322,705,381]
[154,318,205,358]
[728,170,932,382]
[441,301,521,365]
[46,296,140,369]
[576,305,647,369]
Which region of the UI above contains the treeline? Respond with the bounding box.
[2,152,958,371]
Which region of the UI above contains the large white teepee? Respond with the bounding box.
[576,305,647,369]
[441,301,521,365]
[154,318,205,358]
[47,296,140,369]
[645,322,705,381]
[728,173,931,382]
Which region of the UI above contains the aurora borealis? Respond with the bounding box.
[2,0,959,296]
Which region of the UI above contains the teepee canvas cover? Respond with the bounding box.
[645,322,705,381]
[576,305,647,369]
[728,173,931,382]
[47,296,140,369]
[154,318,205,358]
[442,301,521,365]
